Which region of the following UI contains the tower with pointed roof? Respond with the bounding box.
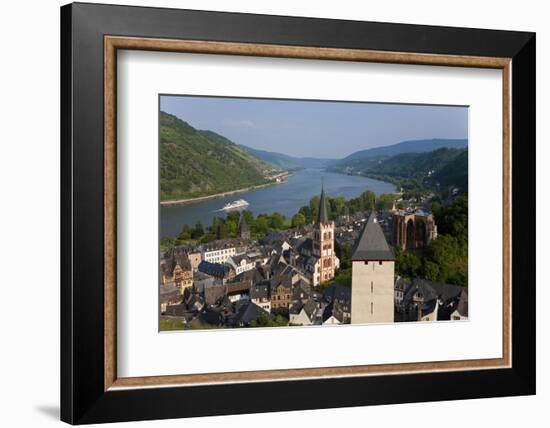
[312,182,339,285]
[351,211,395,324]
[237,213,251,240]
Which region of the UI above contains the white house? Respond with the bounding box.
[227,254,255,275]
[200,238,248,264]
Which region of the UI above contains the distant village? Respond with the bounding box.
[160,186,468,330]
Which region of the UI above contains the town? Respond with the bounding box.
[160,185,468,330]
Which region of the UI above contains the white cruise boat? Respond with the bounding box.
[221,199,249,211]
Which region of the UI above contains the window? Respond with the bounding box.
[371,302,374,315]
[371,281,373,293]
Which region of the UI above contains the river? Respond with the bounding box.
[160,168,395,237]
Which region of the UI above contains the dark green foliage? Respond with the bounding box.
[270,212,286,229]
[329,147,468,197]
[424,235,468,286]
[160,111,273,200]
[435,195,468,237]
[333,269,352,287]
[248,314,288,328]
[337,243,353,270]
[376,193,396,210]
[291,213,306,228]
[297,190,387,224]
[336,138,467,163]
[160,236,176,253]
[395,247,423,278]
[428,150,468,193]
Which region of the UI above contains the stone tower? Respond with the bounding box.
[312,184,338,284]
[351,212,395,324]
[237,214,251,240]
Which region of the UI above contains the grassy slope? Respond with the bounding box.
[160,112,274,201]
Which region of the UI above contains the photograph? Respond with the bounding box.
[159,95,469,331]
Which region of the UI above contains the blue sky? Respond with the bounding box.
[160,95,468,159]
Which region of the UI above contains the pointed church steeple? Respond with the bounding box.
[237,213,250,239]
[316,179,329,225]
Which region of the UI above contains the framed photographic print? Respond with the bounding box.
[60,2,536,424]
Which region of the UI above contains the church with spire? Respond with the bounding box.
[295,182,340,286]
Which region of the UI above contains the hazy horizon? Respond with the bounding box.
[160,95,468,158]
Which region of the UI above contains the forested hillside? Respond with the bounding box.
[160,111,275,201]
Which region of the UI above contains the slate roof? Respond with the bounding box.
[316,185,329,225]
[394,276,410,292]
[261,231,286,245]
[303,299,318,319]
[200,238,249,252]
[401,278,468,320]
[289,298,317,319]
[198,308,223,327]
[352,212,395,261]
[292,280,311,301]
[289,300,304,315]
[164,243,200,259]
[172,253,192,271]
[232,266,268,285]
[198,261,231,278]
[234,301,269,325]
[296,237,313,254]
[229,253,250,265]
[323,283,351,304]
[250,283,270,300]
[322,302,344,323]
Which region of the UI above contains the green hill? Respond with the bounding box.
[239,145,334,170]
[334,138,468,163]
[329,147,468,194]
[160,112,275,201]
[427,149,468,192]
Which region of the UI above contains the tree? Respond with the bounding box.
[424,260,440,281]
[360,190,376,210]
[291,213,306,228]
[249,314,288,327]
[376,193,396,211]
[254,215,269,235]
[225,219,237,237]
[330,196,346,219]
[431,200,442,217]
[337,243,352,270]
[191,222,204,239]
[160,236,176,253]
[298,206,312,223]
[309,195,320,222]
[434,195,468,238]
[177,224,192,241]
[333,270,352,287]
[395,246,423,278]
[226,211,241,224]
[424,235,468,287]
[270,212,285,230]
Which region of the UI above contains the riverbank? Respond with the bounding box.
[160,168,396,237]
[160,173,291,206]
